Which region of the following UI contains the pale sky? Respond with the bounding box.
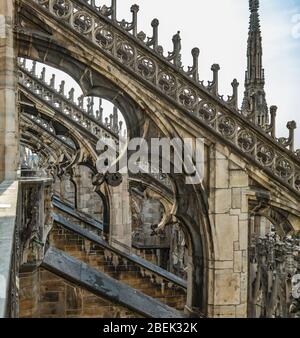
[27,0,300,148]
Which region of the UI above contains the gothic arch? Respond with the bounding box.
[17,20,216,317]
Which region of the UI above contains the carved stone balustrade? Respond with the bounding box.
[18,0,300,196]
[18,64,120,142]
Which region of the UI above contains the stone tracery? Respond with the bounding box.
[0,0,299,319]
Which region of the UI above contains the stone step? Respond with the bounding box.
[50,225,186,312]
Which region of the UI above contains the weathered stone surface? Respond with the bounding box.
[233,251,242,273]
[214,214,239,261]
[232,188,242,209]
[42,246,187,318]
[214,270,241,305]
[0,0,18,182]
[214,189,232,214]
[229,168,249,188]
[215,158,229,189]
[108,176,132,251]
[3,0,300,320]
[213,305,236,318]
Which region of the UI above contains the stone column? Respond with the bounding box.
[109,176,132,252]
[0,0,18,182]
[208,145,249,318]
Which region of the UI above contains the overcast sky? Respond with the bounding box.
[29,0,300,147]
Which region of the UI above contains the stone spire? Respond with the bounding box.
[242,0,268,127]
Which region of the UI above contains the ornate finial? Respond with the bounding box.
[270,105,278,115]
[112,106,119,132]
[287,121,297,151]
[99,99,103,122]
[50,74,55,88]
[277,121,297,151]
[68,88,75,102]
[152,18,159,28]
[119,121,123,135]
[192,47,200,59]
[249,0,261,33]
[269,105,277,138]
[228,79,239,109]
[232,78,239,88]
[96,99,103,122]
[130,4,139,36]
[173,31,181,47]
[242,0,268,127]
[187,48,200,82]
[78,95,84,109]
[131,4,139,13]
[208,64,220,95]
[167,31,182,68]
[59,80,65,95]
[40,67,46,82]
[146,19,160,51]
[30,61,37,76]
[287,120,297,131]
[87,97,94,115]
[211,64,220,73]
[119,3,139,36]
[249,0,259,13]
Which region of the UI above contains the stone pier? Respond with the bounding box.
[0,0,18,182]
[208,145,249,318]
[109,177,132,252]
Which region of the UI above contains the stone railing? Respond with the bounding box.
[249,231,300,318]
[18,63,173,190]
[21,0,300,196]
[18,62,121,142]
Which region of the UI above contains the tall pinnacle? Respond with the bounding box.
[242,0,269,127]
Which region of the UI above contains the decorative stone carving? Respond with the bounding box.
[92,172,122,187]
[218,116,236,138]
[19,180,53,268]
[26,0,300,194]
[237,130,256,153]
[18,62,123,138]
[170,223,188,279]
[249,228,300,318]
[257,144,275,167]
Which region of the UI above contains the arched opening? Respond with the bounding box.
[19,58,128,134]
[17,43,211,316]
